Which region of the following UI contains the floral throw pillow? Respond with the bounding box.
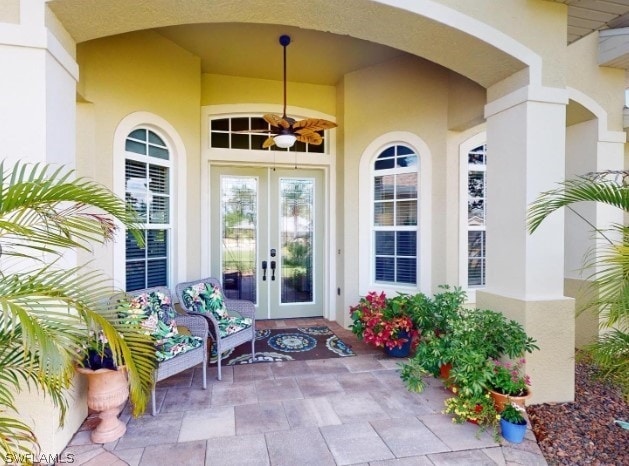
[181,283,229,320]
[127,291,202,362]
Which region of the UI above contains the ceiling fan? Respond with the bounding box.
[245,35,337,149]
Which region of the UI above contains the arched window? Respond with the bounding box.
[466,144,487,288]
[372,145,419,285]
[124,128,171,291]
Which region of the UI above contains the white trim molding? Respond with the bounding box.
[112,111,188,290]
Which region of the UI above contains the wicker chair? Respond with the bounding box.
[123,286,208,415]
[175,277,256,380]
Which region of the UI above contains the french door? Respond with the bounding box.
[210,166,324,319]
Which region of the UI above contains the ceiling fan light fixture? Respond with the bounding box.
[273,133,297,148]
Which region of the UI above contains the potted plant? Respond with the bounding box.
[349,291,418,357]
[486,358,532,411]
[499,402,528,443]
[0,161,156,458]
[443,390,500,441]
[76,330,130,444]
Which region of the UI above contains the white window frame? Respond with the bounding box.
[359,132,432,296]
[459,132,487,302]
[113,112,187,291]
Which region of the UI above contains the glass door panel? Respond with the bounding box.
[220,176,257,303]
[280,178,314,304]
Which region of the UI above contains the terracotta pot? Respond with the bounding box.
[488,388,532,413]
[77,366,129,443]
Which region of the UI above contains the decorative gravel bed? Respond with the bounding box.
[527,360,628,465]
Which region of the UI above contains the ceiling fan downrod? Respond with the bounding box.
[279,34,291,119]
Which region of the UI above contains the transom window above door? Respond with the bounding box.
[209,116,326,153]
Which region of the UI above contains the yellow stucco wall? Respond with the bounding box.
[76,29,202,278]
[341,55,451,323]
[0,0,19,24]
[201,74,335,116]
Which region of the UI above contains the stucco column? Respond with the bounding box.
[0,0,78,166]
[479,86,575,404]
[0,0,84,457]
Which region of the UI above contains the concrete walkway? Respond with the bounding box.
[62,319,548,465]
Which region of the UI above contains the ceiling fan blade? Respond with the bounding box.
[293,118,337,134]
[296,132,323,145]
[262,136,276,148]
[233,129,273,134]
[264,114,290,129]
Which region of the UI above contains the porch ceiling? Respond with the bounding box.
[48,0,527,88]
[551,0,629,43]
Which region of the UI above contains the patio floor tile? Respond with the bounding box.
[233,362,275,382]
[178,406,235,441]
[320,422,395,465]
[255,377,303,402]
[266,427,336,466]
[374,388,438,418]
[82,450,128,466]
[336,371,388,393]
[235,401,290,435]
[137,440,206,466]
[295,374,344,397]
[270,360,314,378]
[155,368,194,388]
[160,386,212,413]
[115,412,183,449]
[419,413,499,451]
[206,434,270,466]
[428,449,499,465]
[328,393,390,423]
[112,448,143,466]
[502,445,549,465]
[282,397,342,427]
[305,358,351,375]
[370,456,434,466]
[210,382,257,406]
[340,355,388,372]
[370,416,450,457]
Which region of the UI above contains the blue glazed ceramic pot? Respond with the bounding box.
[500,418,527,443]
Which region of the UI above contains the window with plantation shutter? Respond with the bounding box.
[467,144,487,288]
[372,145,418,286]
[124,128,171,291]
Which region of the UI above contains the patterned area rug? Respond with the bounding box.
[210,326,355,365]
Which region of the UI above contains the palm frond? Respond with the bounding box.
[528,174,628,234]
[0,160,143,258]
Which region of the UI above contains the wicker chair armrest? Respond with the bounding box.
[175,315,208,338]
[224,298,256,319]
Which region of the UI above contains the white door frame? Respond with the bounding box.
[201,104,337,321]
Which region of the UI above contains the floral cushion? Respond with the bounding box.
[181,283,252,337]
[127,291,202,362]
[181,282,230,320]
[217,315,253,338]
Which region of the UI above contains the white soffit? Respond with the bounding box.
[551,0,629,43]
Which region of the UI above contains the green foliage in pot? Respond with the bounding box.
[0,161,156,459]
[400,295,538,396]
[443,391,500,441]
[403,285,466,335]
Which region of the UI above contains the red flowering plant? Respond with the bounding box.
[349,292,419,350]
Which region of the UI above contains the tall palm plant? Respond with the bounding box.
[0,161,156,458]
[528,170,628,399]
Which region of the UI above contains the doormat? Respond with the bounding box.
[209,326,356,365]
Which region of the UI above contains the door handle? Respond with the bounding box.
[270,260,276,281]
[261,260,267,281]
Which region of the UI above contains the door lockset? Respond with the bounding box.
[270,260,276,281]
[261,260,268,281]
